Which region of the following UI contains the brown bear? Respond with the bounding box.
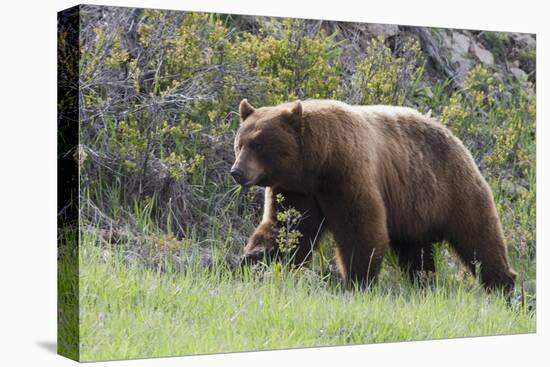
[231,98,516,292]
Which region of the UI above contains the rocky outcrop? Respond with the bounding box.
[363,24,535,87]
[471,41,494,65]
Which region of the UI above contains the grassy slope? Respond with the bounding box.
[78,233,534,362]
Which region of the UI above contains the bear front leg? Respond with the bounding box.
[320,190,389,287]
[244,221,277,262]
[243,188,278,262]
[243,188,326,264]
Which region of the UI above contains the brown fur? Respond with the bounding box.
[232,99,516,291]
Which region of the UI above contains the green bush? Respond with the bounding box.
[235,18,343,104]
[480,31,509,61]
[352,36,425,105]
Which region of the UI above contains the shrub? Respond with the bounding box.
[352,36,425,105]
[480,31,509,62]
[234,18,343,104]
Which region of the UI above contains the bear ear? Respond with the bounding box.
[239,99,255,122]
[286,100,303,131]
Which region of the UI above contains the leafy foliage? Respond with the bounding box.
[352,36,425,105]
[236,18,344,104]
[274,193,304,256]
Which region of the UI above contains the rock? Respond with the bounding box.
[471,42,494,65]
[501,178,528,196]
[440,31,453,49]
[511,33,536,49]
[440,31,474,84]
[422,86,433,99]
[452,32,471,55]
[365,24,399,39]
[510,66,528,82]
[448,31,471,65]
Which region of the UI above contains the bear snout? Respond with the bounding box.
[241,250,264,266]
[242,245,276,265]
[230,167,245,184]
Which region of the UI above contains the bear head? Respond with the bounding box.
[230,99,304,190]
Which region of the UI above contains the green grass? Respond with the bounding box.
[75,232,535,362]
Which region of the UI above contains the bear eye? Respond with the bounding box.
[253,143,264,152]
